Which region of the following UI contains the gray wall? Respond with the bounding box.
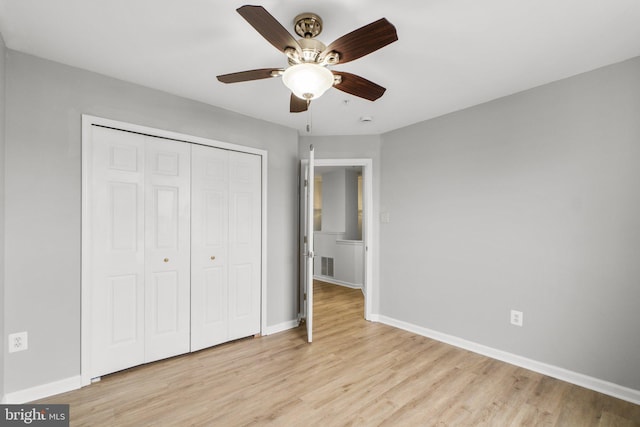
[3,50,299,394]
[316,168,359,237]
[344,169,359,240]
[321,169,346,232]
[380,57,640,390]
[0,34,6,400]
[299,135,381,311]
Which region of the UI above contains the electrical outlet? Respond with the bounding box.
[8,331,28,353]
[510,310,523,327]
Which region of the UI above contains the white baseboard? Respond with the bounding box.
[2,376,81,404]
[376,315,640,405]
[264,319,299,336]
[313,275,362,289]
[368,313,381,322]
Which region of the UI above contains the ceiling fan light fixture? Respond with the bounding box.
[282,63,334,100]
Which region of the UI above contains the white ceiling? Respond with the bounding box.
[1,0,639,136]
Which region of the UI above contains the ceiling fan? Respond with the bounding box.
[217,5,398,113]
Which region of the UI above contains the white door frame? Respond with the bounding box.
[304,147,315,342]
[299,158,374,321]
[80,115,268,386]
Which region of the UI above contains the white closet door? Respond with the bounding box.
[90,126,145,377]
[191,145,229,351]
[144,136,191,362]
[88,124,262,376]
[191,147,261,349]
[228,151,261,340]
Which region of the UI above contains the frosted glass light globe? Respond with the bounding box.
[282,63,334,100]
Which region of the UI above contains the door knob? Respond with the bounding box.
[163,258,169,263]
[210,256,216,261]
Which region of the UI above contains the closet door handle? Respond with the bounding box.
[163,258,169,263]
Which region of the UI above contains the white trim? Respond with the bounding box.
[376,315,640,405]
[335,239,363,246]
[260,151,268,342]
[81,116,93,386]
[313,275,362,289]
[264,319,300,336]
[81,115,268,156]
[81,115,268,387]
[2,376,81,404]
[368,313,381,323]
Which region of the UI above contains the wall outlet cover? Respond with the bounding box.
[8,331,28,353]
[510,310,523,327]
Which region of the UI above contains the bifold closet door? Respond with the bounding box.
[191,145,229,350]
[90,126,191,378]
[90,126,146,377]
[144,136,191,363]
[227,151,261,340]
[191,145,261,351]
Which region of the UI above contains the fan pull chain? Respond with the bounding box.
[306,100,313,133]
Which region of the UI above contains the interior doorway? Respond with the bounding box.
[313,165,364,289]
[299,158,374,329]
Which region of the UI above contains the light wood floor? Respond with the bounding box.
[39,281,639,426]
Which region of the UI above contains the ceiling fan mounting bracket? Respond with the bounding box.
[294,13,323,38]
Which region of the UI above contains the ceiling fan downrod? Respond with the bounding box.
[288,13,338,65]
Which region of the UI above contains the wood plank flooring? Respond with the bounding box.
[38,281,640,426]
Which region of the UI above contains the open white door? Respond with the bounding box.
[304,146,315,342]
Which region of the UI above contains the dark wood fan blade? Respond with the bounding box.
[319,18,398,64]
[290,93,309,113]
[217,68,281,83]
[237,5,301,54]
[332,71,386,101]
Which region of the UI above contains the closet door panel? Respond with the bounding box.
[204,267,225,323]
[90,126,145,378]
[151,271,180,333]
[228,151,261,340]
[109,275,139,343]
[191,145,229,351]
[144,137,191,362]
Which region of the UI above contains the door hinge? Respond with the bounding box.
[304,236,307,244]
[304,179,308,187]
[303,292,307,301]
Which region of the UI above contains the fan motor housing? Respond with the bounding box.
[294,38,327,64]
